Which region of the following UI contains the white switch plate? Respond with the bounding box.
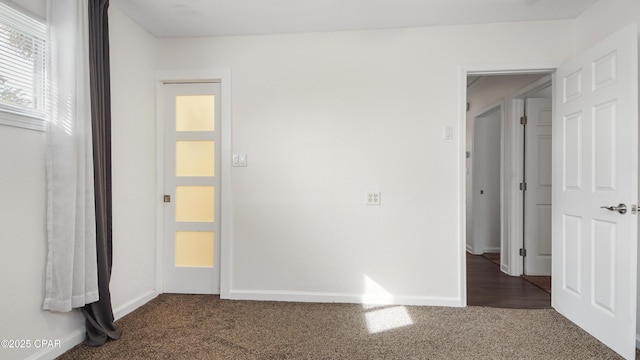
[443,126,453,140]
[233,153,247,167]
[366,192,381,206]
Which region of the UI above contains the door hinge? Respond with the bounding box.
[164,195,171,203]
[519,182,527,191]
[519,248,527,257]
[520,116,528,125]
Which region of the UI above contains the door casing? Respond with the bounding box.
[459,64,556,305]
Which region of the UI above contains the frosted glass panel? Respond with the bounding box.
[176,141,215,177]
[176,95,215,131]
[175,231,214,267]
[176,186,215,222]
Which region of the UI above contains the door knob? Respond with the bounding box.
[600,203,627,214]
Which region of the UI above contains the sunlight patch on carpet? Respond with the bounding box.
[365,306,413,334]
[361,275,413,333]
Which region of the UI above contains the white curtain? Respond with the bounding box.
[43,0,98,312]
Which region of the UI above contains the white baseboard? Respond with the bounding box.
[484,247,500,253]
[113,289,158,321]
[227,290,462,307]
[26,290,158,360]
[500,264,509,273]
[24,328,85,360]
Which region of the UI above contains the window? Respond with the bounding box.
[0,1,46,131]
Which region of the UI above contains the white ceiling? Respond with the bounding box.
[111,0,599,38]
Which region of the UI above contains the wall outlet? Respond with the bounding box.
[366,192,381,206]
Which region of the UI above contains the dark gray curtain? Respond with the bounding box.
[82,0,122,346]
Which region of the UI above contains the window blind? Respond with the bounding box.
[0,2,46,118]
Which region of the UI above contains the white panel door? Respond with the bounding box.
[164,83,221,294]
[553,25,637,359]
[524,98,552,275]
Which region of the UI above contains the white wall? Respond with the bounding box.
[0,3,158,360]
[0,126,85,360]
[155,20,573,304]
[108,6,158,316]
[573,0,640,54]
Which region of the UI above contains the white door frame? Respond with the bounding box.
[458,63,556,305]
[155,69,232,298]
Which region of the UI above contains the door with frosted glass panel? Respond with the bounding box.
[163,83,221,294]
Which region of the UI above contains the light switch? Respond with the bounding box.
[238,154,247,167]
[232,154,239,167]
[443,126,453,140]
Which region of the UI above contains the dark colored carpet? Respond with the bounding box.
[58,294,628,359]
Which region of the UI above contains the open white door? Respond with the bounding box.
[524,98,552,276]
[553,24,638,359]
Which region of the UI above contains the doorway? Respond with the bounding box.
[466,74,553,307]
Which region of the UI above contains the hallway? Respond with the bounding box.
[467,253,551,309]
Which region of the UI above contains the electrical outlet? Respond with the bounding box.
[366,192,381,206]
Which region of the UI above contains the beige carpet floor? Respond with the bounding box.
[58,294,629,359]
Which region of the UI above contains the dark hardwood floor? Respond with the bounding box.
[467,253,551,309]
